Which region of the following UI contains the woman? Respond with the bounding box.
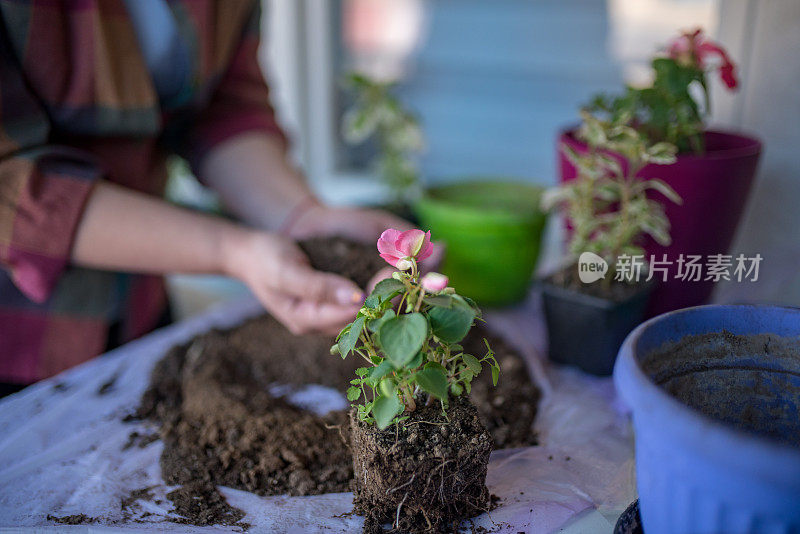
[0,0,406,394]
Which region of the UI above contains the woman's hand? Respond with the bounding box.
[286,204,412,244]
[286,204,419,292]
[222,229,364,335]
[288,204,446,291]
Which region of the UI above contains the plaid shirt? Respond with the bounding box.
[0,0,286,383]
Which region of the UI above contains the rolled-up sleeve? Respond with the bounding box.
[0,32,101,303]
[171,1,288,174]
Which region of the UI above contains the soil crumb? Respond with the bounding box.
[122,430,159,450]
[47,514,98,525]
[127,237,540,527]
[97,370,121,395]
[120,486,156,517]
[167,481,249,530]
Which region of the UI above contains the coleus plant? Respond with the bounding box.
[588,28,738,154]
[544,110,682,284]
[332,229,499,429]
[341,73,424,204]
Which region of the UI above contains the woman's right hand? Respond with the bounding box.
[222,229,364,335]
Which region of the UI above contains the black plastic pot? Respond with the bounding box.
[541,279,653,376]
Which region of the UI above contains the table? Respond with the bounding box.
[0,294,636,533]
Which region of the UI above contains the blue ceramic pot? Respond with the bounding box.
[614,305,800,534]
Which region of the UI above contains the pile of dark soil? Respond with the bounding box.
[126,237,541,529]
[132,314,535,499]
[351,397,492,534]
[156,339,353,496]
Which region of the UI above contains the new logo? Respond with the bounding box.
[578,252,608,283]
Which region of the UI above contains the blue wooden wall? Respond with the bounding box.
[393,0,624,186]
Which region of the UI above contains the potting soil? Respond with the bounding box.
[127,237,540,527]
[351,397,492,534]
[644,330,800,446]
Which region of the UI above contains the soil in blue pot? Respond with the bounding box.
[642,330,800,446]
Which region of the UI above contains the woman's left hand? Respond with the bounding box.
[285,204,442,292]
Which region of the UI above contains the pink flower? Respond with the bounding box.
[377,228,433,269]
[421,272,448,292]
[718,61,737,90]
[667,28,738,90]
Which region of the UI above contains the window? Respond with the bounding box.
[264,0,718,204]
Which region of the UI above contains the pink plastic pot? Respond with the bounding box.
[557,128,762,317]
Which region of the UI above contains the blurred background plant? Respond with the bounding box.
[341,72,425,206]
[588,28,738,154]
[544,110,681,283]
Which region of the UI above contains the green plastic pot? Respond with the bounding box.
[414,180,547,307]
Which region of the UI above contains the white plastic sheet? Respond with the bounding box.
[0,294,635,533]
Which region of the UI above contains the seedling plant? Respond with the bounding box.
[332,229,499,429]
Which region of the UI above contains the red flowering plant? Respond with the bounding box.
[589,28,738,154]
[332,229,499,429]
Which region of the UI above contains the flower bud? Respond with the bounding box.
[421,272,448,292]
[396,258,413,271]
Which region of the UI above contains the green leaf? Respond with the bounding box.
[423,294,452,308]
[347,386,361,401]
[355,367,369,377]
[367,359,394,385]
[378,312,428,368]
[357,402,373,422]
[415,367,448,400]
[338,316,365,358]
[460,366,475,381]
[462,354,482,374]
[369,278,405,302]
[407,351,424,369]
[368,309,396,333]
[645,179,682,205]
[461,296,481,313]
[579,110,607,146]
[424,361,447,374]
[646,142,678,165]
[379,378,396,397]
[364,295,381,309]
[491,365,499,387]
[342,106,378,144]
[428,296,476,343]
[450,383,463,396]
[372,394,403,430]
